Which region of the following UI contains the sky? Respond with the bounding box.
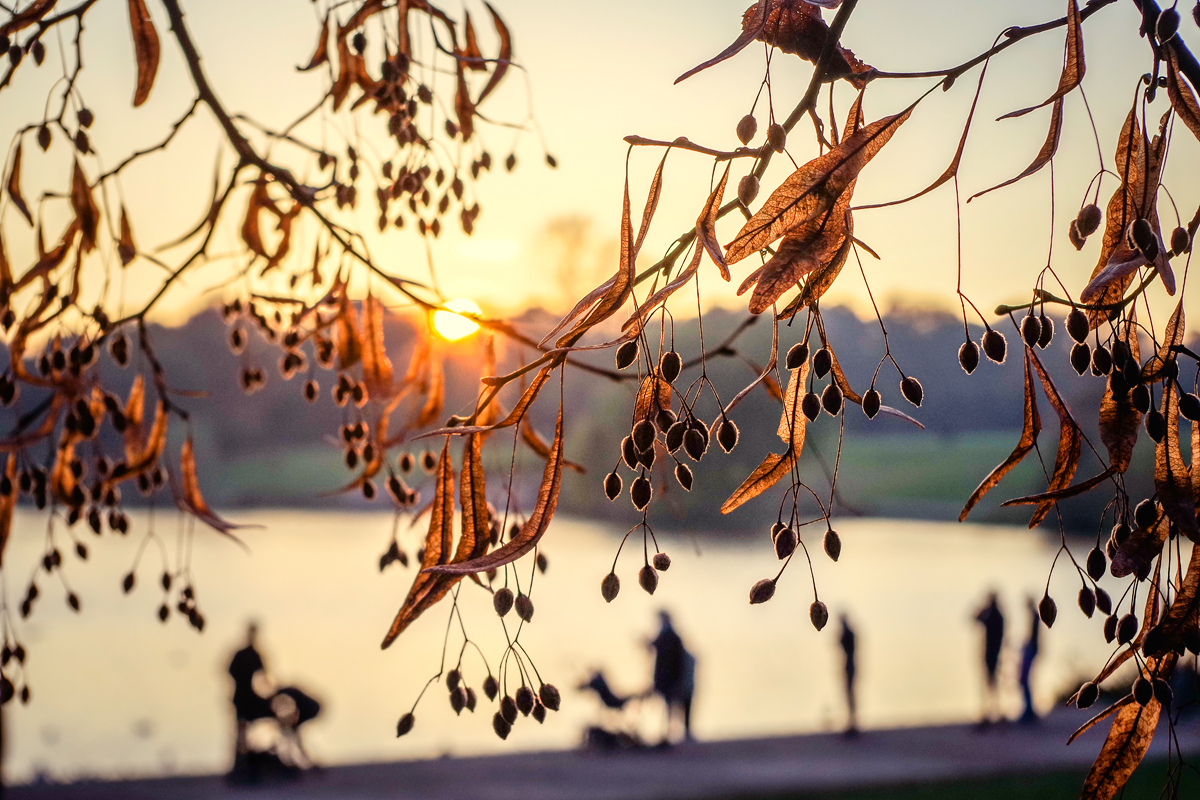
[1,0,1197,328]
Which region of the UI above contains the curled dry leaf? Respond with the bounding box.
[118,206,137,266]
[1099,315,1141,472]
[960,350,1040,521]
[6,140,32,226]
[127,0,161,107]
[475,3,513,107]
[360,293,394,400]
[1165,49,1200,144]
[425,397,566,575]
[998,0,1083,120]
[298,14,331,71]
[177,436,249,541]
[1026,350,1081,527]
[70,160,100,254]
[521,419,585,473]
[1140,301,1183,384]
[1111,516,1168,579]
[968,96,1063,201]
[1154,384,1198,542]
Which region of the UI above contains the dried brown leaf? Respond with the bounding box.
[178,436,247,540]
[127,0,161,107]
[335,294,362,370]
[633,371,672,423]
[697,164,732,280]
[360,293,394,400]
[969,96,1063,200]
[426,398,566,575]
[521,419,585,473]
[298,14,330,71]
[1155,384,1198,542]
[6,140,32,226]
[1140,300,1183,384]
[1112,516,1169,579]
[1166,49,1200,144]
[475,2,512,106]
[454,59,475,141]
[1027,350,1081,526]
[999,0,1083,120]
[960,350,1040,521]
[721,451,796,514]
[1099,316,1141,472]
[70,159,99,254]
[1001,466,1117,506]
[118,205,137,266]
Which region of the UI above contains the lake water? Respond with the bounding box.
[2,509,1166,783]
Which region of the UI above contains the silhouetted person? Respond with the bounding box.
[650,611,695,744]
[975,593,1005,725]
[229,623,274,759]
[1018,597,1041,724]
[839,614,858,737]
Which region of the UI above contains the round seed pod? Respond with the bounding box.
[399,453,414,473]
[537,552,549,574]
[622,436,639,469]
[483,674,499,701]
[1077,681,1099,709]
[774,527,798,559]
[1170,226,1190,255]
[466,687,477,712]
[1117,613,1139,644]
[1109,372,1129,398]
[656,409,677,435]
[516,686,535,716]
[158,603,169,622]
[1020,315,1041,347]
[37,125,51,151]
[1095,587,1112,615]
[802,392,821,422]
[716,419,739,453]
[421,450,437,472]
[631,476,652,510]
[661,351,682,383]
[122,572,135,593]
[736,114,758,145]
[767,122,787,152]
[981,330,1006,363]
[1066,308,1090,343]
[810,601,829,631]
[1038,594,1057,628]
[615,340,639,370]
[1036,314,1054,348]
[683,429,707,461]
[515,594,534,622]
[1070,342,1091,376]
[1090,346,1112,376]
[749,578,776,604]
[1130,384,1151,414]
[501,695,518,724]
[813,348,832,378]
[1103,614,1118,643]
[786,343,809,370]
[1105,537,1118,560]
[540,683,561,711]
[653,552,671,571]
[674,463,693,491]
[958,341,980,375]
[1078,586,1096,618]
[823,529,841,562]
[1131,218,1155,253]
[639,564,659,595]
[362,479,377,500]
[532,703,546,723]
[1180,393,1200,421]
[633,420,656,453]
[396,712,415,737]
[1154,678,1173,706]
[1142,625,1165,656]
[862,389,881,419]
[604,472,623,501]
[821,383,843,416]
[900,377,923,407]
[446,669,463,692]
[638,445,656,471]
[601,572,620,603]
[738,174,759,206]
[492,711,511,740]
[1086,548,1106,582]
[666,421,686,453]
[493,587,514,617]
[1077,204,1103,237]
[1145,409,1166,442]
[1134,499,1158,530]
[1133,677,1154,707]
[450,687,467,715]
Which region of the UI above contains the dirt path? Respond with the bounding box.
[9,712,1200,800]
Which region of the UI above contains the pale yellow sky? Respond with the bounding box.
[1,0,1196,329]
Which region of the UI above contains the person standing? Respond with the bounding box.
[650,611,695,744]
[839,614,859,737]
[974,592,1005,726]
[228,623,274,760]
[1018,597,1041,724]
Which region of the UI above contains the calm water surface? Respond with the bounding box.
[3,509,1161,782]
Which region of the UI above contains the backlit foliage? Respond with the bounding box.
[2,1,1200,796]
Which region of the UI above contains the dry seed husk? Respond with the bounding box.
[821,383,843,416]
[661,351,682,383]
[1130,384,1151,413]
[1103,614,1118,642]
[717,419,739,453]
[683,429,706,461]
[736,114,757,145]
[500,696,518,724]
[813,348,832,378]
[1077,681,1099,709]
[483,675,499,701]
[633,420,656,453]
[493,587,514,617]
[823,529,841,562]
[737,175,759,206]
[675,463,693,491]
[1153,678,1173,706]
[810,601,829,631]
[1095,587,1112,615]
[540,683,561,711]
[615,340,639,370]
[1134,676,1154,707]
[622,436,639,469]
[1134,499,1158,529]
[1117,613,1138,644]
[653,552,671,571]
[1077,204,1102,237]
[396,712,415,736]
[1020,315,1041,347]
[767,122,786,152]
[1145,408,1166,442]
[749,579,776,604]
[1091,346,1112,376]
[981,330,1006,363]
[666,422,686,453]
[492,711,511,739]
[862,389,881,419]
[1038,595,1057,628]
[532,703,546,723]
[899,377,923,407]
[786,343,808,370]
[1078,586,1096,618]
[447,669,462,691]
[604,472,622,500]
[515,594,534,622]
[631,476,652,510]
[1180,392,1200,421]
[774,527,797,559]
[958,341,980,374]
[601,572,620,603]
[515,686,535,716]
[639,564,659,595]
[1086,548,1106,581]
[1070,342,1091,375]
[1036,315,1053,348]
[450,687,467,715]
[1170,226,1190,255]
[802,392,821,422]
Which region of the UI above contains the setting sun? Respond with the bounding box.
[432,298,483,342]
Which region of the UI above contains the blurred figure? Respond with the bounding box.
[1018,597,1041,724]
[229,623,274,759]
[974,592,1005,726]
[579,671,642,751]
[650,611,695,744]
[581,671,630,711]
[839,614,859,737]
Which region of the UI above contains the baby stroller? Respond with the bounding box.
[228,685,321,784]
[579,671,646,751]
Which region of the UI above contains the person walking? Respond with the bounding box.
[839,614,859,737]
[1018,597,1041,724]
[649,611,695,744]
[974,592,1005,726]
